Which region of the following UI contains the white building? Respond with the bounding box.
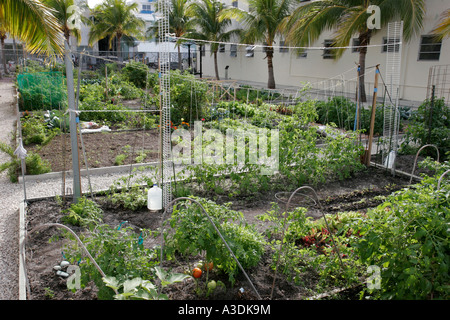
[199,0,450,105]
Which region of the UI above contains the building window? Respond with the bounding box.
[142,4,152,11]
[279,40,289,53]
[382,37,400,53]
[219,44,225,53]
[245,46,254,57]
[418,35,442,61]
[232,0,238,8]
[230,44,237,57]
[323,39,335,59]
[352,38,360,53]
[296,49,307,58]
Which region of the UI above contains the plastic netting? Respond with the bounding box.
[17,71,66,111]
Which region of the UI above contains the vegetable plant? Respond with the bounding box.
[163,197,266,284]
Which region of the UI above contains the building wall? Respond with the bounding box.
[200,0,450,104]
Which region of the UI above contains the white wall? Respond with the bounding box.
[200,0,450,104]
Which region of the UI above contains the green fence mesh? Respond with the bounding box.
[17,71,67,111]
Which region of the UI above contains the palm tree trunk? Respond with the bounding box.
[177,45,182,71]
[1,37,7,76]
[214,50,220,80]
[117,36,122,62]
[117,35,123,70]
[358,30,372,103]
[267,47,275,89]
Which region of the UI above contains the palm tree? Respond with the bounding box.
[189,0,241,80]
[431,8,450,40]
[42,0,87,45]
[221,0,294,89]
[147,0,196,70]
[283,0,426,102]
[0,0,64,56]
[88,0,145,62]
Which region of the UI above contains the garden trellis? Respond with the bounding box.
[381,21,403,173]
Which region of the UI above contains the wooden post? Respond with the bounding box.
[365,65,380,166]
[105,65,108,102]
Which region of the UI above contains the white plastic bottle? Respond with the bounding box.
[147,184,162,211]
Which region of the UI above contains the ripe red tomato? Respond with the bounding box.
[204,262,213,271]
[192,267,202,278]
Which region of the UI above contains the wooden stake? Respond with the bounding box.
[365,65,380,166]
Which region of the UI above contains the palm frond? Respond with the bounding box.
[0,0,65,56]
[431,8,450,40]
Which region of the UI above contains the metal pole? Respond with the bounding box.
[427,85,435,144]
[64,41,81,202]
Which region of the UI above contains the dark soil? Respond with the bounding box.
[24,166,414,301]
[30,129,160,172]
[372,153,438,177]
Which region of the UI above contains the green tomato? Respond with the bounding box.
[207,280,217,290]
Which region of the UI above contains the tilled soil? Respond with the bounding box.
[29,129,161,172]
[24,166,412,300]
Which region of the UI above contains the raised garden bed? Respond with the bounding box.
[23,165,412,300]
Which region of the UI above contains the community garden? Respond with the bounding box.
[9,59,449,301]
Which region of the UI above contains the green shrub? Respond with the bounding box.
[122,61,150,89]
[0,141,51,182]
[315,96,385,135]
[402,97,449,160]
[21,114,59,145]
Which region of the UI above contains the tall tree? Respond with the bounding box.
[147,0,196,70]
[189,0,240,80]
[283,0,426,102]
[42,0,87,44]
[88,0,144,62]
[0,0,64,57]
[221,0,294,89]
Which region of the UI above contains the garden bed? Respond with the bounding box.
[28,129,160,172]
[23,165,411,300]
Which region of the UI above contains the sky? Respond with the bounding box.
[86,0,106,8]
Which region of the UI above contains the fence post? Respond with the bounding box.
[64,41,82,202]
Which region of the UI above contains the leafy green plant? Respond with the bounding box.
[164,197,265,284]
[402,97,449,160]
[21,114,59,145]
[103,266,190,300]
[354,161,450,299]
[114,153,128,166]
[121,61,150,89]
[150,70,209,124]
[315,96,385,135]
[64,223,159,300]
[61,197,103,228]
[108,171,155,211]
[0,140,51,182]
